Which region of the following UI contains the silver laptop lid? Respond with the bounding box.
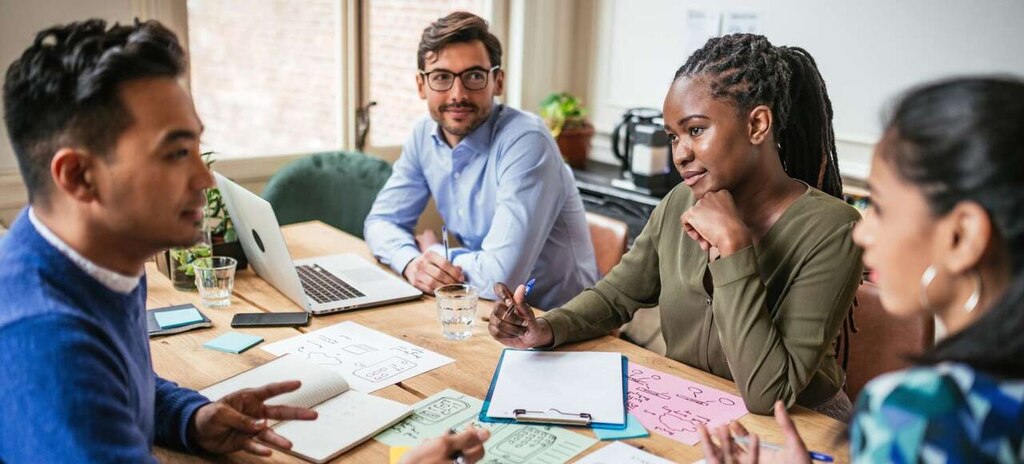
[213,172,311,311]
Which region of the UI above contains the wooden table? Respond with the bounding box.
[152,221,849,463]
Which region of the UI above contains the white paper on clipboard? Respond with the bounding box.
[485,351,625,426]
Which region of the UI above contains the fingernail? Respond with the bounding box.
[252,419,265,428]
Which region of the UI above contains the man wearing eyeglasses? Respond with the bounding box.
[365,12,598,310]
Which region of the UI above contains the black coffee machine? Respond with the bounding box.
[610,108,682,196]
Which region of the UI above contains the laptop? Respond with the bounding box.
[214,173,422,315]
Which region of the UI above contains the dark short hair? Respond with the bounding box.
[3,19,185,203]
[417,12,501,71]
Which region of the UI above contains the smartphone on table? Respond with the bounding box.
[231,312,310,328]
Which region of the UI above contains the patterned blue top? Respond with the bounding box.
[851,362,1024,463]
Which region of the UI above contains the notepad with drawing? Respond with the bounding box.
[200,354,413,463]
[480,350,628,429]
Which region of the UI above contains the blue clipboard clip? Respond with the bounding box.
[512,408,593,426]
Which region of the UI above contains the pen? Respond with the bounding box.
[502,278,535,321]
[447,427,466,464]
[441,226,450,262]
[733,436,833,462]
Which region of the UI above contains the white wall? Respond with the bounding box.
[583,0,1024,180]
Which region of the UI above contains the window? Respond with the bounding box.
[187,0,343,158]
[364,0,488,148]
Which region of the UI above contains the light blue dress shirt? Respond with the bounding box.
[364,104,598,309]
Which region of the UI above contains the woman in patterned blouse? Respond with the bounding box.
[699,77,1024,463]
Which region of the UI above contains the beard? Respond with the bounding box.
[435,101,489,137]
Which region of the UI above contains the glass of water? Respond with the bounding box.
[435,284,479,340]
[193,256,237,308]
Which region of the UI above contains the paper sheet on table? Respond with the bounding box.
[627,365,747,445]
[261,321,453,392]
[575,441,677,464]
[376,389,597,464]
[485,350,625,426]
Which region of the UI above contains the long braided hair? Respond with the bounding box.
[675,34,858,373]
[674,34,843,198]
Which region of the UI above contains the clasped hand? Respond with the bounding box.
[680,190,753,256]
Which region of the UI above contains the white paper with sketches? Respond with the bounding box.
[575,441,677,464]
[261,321,453,392]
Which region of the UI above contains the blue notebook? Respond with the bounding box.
[479,349,629,430]
[147,304,212,337]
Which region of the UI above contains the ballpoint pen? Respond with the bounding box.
[502,278,535,321]
[732,436,834,462]
[441,225,450,262]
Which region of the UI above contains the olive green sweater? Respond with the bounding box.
[541,184,863,414]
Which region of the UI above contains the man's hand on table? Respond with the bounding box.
[403,251,464,294]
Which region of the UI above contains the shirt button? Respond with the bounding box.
[458,209,464,216]
[454,172,461,179]
[705,297,712,305]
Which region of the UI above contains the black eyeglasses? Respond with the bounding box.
[419,66,500,92]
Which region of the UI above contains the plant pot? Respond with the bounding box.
[556,124,594,169]
[213,240,248,270]
[154,241,247,291]
[155,247,204,291]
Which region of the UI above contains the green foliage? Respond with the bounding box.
[200,151,237,243]
[540,92,589,138]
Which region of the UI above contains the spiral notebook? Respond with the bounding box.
[200,354,413,463]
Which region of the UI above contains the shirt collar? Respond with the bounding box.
[28,208,141,294]
[430,102,503,154]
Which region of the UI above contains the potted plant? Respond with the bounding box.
[155,151,247,290]
[540,92,595,169]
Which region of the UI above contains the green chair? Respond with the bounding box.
[262,151,392,239]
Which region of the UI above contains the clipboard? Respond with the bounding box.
[478,349,629,430]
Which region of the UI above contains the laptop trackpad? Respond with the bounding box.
[333,267,389,286]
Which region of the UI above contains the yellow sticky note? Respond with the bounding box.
[389,446,411,464]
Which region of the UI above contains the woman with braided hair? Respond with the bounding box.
[488,33,862,419]
[700,77,1024,463]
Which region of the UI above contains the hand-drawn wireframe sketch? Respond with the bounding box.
[412,397,472,425]
[625,365,747,445]
[342,343,376,355]
[304,351,344,367]
[489,427,557,463]
[352,356,417,382]
[376,389,597,464]
[262,321,454,392]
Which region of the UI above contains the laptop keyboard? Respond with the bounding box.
[295,264,365,304]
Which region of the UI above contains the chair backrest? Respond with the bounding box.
[261,151,392,239]
[842,281,935,400]
[586,212,629,277]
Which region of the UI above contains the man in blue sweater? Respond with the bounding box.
[0,19,488,463]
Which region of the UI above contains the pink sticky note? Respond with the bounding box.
[627,364,748,445]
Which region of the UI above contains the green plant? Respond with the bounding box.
[201,151,237,244]
[540,92,590,138]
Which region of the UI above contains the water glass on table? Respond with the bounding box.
[193,256,237,308]
[435,284,478,340]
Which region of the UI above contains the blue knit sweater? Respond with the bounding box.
[0,209,210,462]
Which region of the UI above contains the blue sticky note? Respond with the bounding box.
[594,413,649,440]
[154,307,204,329]
[203,332,263,354]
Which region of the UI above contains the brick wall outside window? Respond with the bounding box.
[188,0,341,158]
[366,0,485,147]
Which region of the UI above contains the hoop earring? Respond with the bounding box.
[919,265,937,312]
[964,269,982,313]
